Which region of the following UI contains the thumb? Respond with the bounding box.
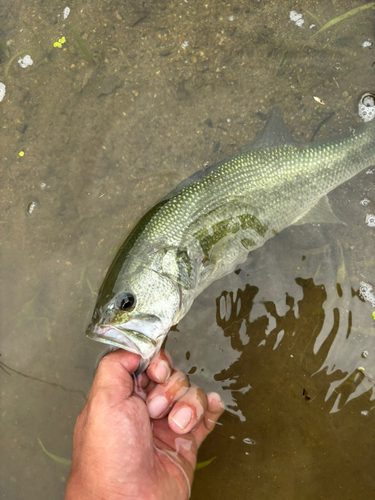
[90,349,141,404]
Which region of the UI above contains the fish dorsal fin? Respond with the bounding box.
[241,108,296,152]
[293,196,344,225]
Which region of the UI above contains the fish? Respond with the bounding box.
[86,108,375,371]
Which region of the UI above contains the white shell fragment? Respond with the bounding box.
[18,55,33,68]
[358,93,375,122]
[0,82,5,102]
[359,281,375,307]
[360,198,370,206]
[243,438,256,445]
[63,6,70,19]
[26,200,38,216]
[362,40,372,48]
[314,96,325,105]
[365,214,375,227]
[290,11,304,27]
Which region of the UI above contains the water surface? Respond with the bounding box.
[1,1,375,498]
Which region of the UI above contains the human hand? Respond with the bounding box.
[64,349,224,500]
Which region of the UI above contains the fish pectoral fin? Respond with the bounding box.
[293,196,345,225]
[241,108,296,152]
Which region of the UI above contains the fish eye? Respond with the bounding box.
[116,292,135,311]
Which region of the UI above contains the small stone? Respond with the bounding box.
[365,214,375,227]
[0,82,5,102]
[18,55,33,68]
[63,6,70,20]
[26,200,39,216]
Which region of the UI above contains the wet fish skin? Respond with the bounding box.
[87,109,375,371]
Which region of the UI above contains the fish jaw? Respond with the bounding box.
[86,322,166,370]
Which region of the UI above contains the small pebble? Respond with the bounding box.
[0,82,5,102]
[18,55,33,68]
[359,282,375,307]
[290,11,304,27]
[243,438,256,445]
[358,93,375,122]
[365,214,375,227]
[26,200,39,216]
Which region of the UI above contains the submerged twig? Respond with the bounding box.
[0,39,10,58]
[69,24,96,65]
[4,49,30,77]
[0,359,86,400]
[310,2,375,39]
[195,456,217,470]
[86,278,97,297]
[303,8,323,28]
[310,111,335,142]
[37,438,72,466]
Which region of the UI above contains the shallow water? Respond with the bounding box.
[1,0,375,498]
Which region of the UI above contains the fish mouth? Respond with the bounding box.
[86,323,158,360]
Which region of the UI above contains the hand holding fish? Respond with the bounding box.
[64,349,224,500]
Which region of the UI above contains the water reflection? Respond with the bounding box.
[173,242,374,402]
[168,226,375,497]
[167,226,375,455]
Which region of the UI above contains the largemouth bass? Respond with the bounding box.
[87,108,375,371]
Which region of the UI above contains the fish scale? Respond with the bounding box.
[87,108,375,371]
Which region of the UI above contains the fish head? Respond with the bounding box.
[86,265,181,371]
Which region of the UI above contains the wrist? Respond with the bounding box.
[64,473,104,500]
[64,471,160,500]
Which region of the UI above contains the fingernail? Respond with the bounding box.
[155,360,171,383]
[148,396,169,418]
[171,407,193,430]
[209,392,225,409]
